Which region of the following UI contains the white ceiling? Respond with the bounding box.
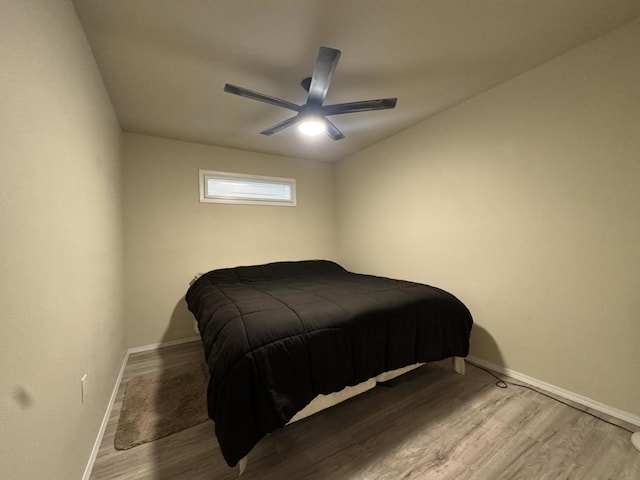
[73,1,640,162]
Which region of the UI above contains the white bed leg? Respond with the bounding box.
[238,456,248,476]
[453,356,465,375]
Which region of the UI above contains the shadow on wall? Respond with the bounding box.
[165,295,196,342]
[468,323,505,368]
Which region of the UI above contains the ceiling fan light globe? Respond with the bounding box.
[298,119,326,136]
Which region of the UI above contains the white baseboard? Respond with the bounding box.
[83,335,201,479]
[127,335,200,354]
[466,355,640,429]
[82,351,128,480]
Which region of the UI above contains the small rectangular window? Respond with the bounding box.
[199,170,296,206]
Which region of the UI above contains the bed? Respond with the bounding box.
[185,260,473,469]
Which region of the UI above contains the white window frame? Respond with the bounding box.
[198,170,297,206]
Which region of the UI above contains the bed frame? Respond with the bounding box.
[237,356,465,475]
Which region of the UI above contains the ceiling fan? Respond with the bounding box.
[224,46,397,140]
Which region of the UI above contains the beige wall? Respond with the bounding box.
[336,19,640,416]
[0,1,125,480]
[122,133,337,347]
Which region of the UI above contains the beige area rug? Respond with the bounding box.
[114,361,209,450]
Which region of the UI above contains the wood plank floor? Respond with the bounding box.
[90,342,640,479]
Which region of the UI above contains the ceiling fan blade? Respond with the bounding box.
[224,84,300,112]
[324,118,345,141]
[260,115,300,136]
[307,47,341,107]
[322,98,397,116]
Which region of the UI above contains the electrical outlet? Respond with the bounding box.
[81,374,88,404]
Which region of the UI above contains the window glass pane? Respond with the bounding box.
[206,178,291,201]
[199,170,296,206]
